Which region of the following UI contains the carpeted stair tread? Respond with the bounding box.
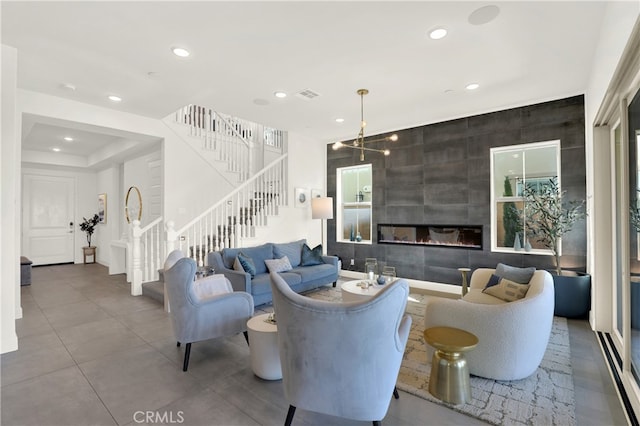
[142,280,164,304]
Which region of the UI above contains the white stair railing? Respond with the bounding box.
[129,217,164,296]
[166,154,288,265]
[175,105,253,182]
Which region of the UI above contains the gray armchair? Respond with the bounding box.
[163,250,254,371]
[269,272,412,426]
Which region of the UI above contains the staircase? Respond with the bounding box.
[128,104,289,303]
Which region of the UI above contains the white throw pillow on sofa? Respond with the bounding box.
[264,256,293,273]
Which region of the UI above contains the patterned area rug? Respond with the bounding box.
[287,284,577,426]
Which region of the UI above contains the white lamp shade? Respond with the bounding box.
[311,197,333,220]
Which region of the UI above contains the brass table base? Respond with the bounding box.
[424,326,478,405]
[429,349,471,405]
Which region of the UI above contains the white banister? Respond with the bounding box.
[173,104,286,184]
[131,220,142,296]
[128,217,165,296]
[165,154,288,264]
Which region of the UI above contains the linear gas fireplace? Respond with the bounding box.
[377,224,483,250]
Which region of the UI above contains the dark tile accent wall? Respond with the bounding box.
[326,95,587,285]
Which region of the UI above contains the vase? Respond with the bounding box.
[524,238,532,252]
[350,225,355,241]
[355,232,362,242]
[513,233,522,250]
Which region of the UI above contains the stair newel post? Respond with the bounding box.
[131,220,143,296]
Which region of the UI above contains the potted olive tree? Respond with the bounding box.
[523,178,589,317]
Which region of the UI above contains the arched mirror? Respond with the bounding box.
[125,186,142,223]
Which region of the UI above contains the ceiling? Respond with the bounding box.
[2,1,608,165]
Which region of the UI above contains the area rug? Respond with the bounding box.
[284,285,577,426]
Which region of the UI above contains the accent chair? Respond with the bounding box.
[269,272,412,426]
[424,267,554,380]
[163,250,254,371]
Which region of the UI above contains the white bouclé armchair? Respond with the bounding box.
[424,268,554,381]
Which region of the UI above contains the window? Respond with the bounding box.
[491,140,560,253]
[336,164,372,243]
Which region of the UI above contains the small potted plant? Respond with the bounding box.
[523,178,589,317]
[79,214,100,247]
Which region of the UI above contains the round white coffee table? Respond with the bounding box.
[341,279,384,302]
[247,313,282,380]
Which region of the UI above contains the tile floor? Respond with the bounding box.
[0,263,629,426]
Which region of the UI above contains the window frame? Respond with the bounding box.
[336,163,373,244]
[490,140,561,254]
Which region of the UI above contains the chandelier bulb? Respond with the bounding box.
[333,142,342,150]
[389,134,398,142]
[384,149,391,156]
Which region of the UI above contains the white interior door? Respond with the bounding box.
[23,174,75,265]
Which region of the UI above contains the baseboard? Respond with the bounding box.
[338,270,461,299]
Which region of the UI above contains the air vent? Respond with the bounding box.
[295,89,321,100]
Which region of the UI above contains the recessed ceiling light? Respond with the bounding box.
[429,28,448,40]
[274,91,287,98]
[172,47,190,57]
[465,83,480,90]
[108,95,122,102]
[335,118,345,123]
[52,147,61,152]
[63,136,73,142]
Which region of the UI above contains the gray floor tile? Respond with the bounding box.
[29,283,89,308]
[93,292,161,316]
[14,304,53,339]
[79,343,204,425]
[141,387,261,426]
[0,331,75,387]
[2,264,629,426]
[0,366,116,426]
[42,299,112,330]
[56,317,148,364]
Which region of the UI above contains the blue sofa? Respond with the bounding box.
[207,239,339,306]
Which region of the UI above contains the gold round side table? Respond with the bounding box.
[423,326,478,405]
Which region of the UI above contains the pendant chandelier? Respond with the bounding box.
[332,89,398,161]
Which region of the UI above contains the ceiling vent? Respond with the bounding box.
[295,89,321,101]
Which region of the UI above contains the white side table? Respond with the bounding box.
[247,314,282,380]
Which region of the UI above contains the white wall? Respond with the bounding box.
[123,149,162,227]
[96,166,120,264]
[244,131,326,247]
[585,5,640,331]
[17,90,236,231]
[1,44,19,353]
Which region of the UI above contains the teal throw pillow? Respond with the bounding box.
[301,244,323,266]
[236,252,256,278]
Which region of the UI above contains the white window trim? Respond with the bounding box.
[490,139,561,255]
